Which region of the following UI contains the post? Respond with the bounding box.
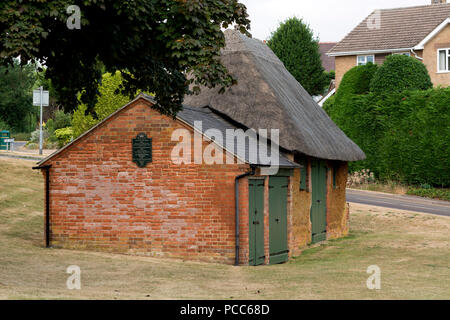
[39,86,43,155]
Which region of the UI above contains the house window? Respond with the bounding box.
[438,49,450,72]
[357,55,375,66]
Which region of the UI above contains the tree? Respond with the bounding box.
[0,61,36,131]
[0,0,250,116]
[370,55,433,94]
[268,17,326,96]
[72,71,131,138]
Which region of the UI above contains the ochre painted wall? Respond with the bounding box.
[423,24,450,87]
[291,166,312,255]
[290,158,350,253]
[326,161,350,240]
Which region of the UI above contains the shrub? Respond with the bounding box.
[370,55,432,94]
[54,127,73,148]
[347,169,375,187]
[46,110,72,143]
[407,187,450,201]
[72,71,131,138]
[72,104,97,138]
[336,63,378,102]
[322,95,336,114]
[53,110,72,130]
[29,129,49,144]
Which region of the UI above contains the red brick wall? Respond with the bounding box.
[44,99,251,264]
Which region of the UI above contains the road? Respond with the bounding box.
[347,189,450,217]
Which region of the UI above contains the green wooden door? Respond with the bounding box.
[311,160,327,243]
[248,179,265,266]
[269,177,289,265]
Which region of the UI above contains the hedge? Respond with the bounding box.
[325,88,450,187]
[335,63,378,103]
[370,55,433,94]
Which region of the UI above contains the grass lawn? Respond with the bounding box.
[0,157,449,300]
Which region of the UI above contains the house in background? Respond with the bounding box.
[319,42,337,72]
[328,1,450,88]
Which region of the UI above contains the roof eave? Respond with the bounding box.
[414,17,450,50]
[327,47,413,57]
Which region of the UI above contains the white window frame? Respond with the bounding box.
[437,48,450,73]
[357,55,375,66]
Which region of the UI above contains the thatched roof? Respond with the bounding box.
[184,30,366,162]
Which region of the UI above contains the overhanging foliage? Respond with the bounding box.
[0,0,250,116]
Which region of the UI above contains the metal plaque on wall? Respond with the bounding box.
[132,133,152,168]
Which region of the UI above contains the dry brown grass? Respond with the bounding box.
[349,183,409,195]
[0,157,449,300]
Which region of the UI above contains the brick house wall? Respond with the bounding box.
[44,99,253,264]
[423,24,450,87]
[335,55,357,88]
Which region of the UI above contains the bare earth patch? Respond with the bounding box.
[0,157,449,300]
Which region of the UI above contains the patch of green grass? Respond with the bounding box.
[407,187,450,201]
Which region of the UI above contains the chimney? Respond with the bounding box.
[431,0,446,4]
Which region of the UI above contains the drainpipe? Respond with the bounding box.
[411,48,424,61]
[32,165,52,248]
[235,166,256,266]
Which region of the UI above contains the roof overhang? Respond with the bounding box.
[327,47,413,57]
[414,18,450,50]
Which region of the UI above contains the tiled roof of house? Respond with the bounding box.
[319,43,337,71]
[329,3,450,55]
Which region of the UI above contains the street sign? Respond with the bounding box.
[4,138,14,152]
[33,89,49,106]
[34,86,49,155]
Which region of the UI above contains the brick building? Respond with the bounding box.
[34,30,365,265]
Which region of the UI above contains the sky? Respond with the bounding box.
[240,0,432,42]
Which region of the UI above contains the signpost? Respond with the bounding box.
[33,87,49,155]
